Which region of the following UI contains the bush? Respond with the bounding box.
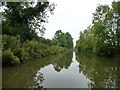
[2,35,20,50]
[13,48,25,62]
[2,50,20,65]
[2,35,67,66]
[22,40,41,58]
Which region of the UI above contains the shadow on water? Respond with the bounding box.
[76,53,120,88]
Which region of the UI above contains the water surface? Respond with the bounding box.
[2,52,120,88]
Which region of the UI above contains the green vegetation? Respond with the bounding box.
[76,1,120,56]
[2,35,67,65]
[2,2,55,41]
[52,30,73,49]
[1,2,73,66]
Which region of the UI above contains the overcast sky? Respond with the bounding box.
[44,0,113,46]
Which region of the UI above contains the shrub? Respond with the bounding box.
[2,35,67,66]
[2,35,20,50]
[2,50,20,65]
[13,48,25,62]
[22,40,40,58]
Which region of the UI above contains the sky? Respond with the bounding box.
[43,0,113,46]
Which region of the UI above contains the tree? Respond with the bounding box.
[2,2,55,41]
[65,32,73,49]
[112,1,120,53]
[76,1,120,56]
[76,26,94,53]
[53,30,73,49]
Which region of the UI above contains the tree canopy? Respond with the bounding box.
[53,30,73,49]
[76,1,120,56]
[2,2,55,41]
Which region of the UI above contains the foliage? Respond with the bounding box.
[76,26,94,53]
[2,35,20,50]
[33,36,53,46]
[1,2,71,66]
[2,2,55,41]
[76,1,120,56]
[2,35,67,65]
[13,48,25,62]
[53,30,73,49]
[2,49,20,65]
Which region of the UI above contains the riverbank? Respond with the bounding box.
[2,35,68,66]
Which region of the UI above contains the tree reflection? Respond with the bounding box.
[25,71,44,88]
[52,51,73,72]
[32,71,44,88]
[76,53,120,88]
[24,51,73,88]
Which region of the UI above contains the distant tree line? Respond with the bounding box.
[76,1,120,56]
[52,30,73,49]
[34,30,74,49]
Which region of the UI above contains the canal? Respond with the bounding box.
[2,51,120,88]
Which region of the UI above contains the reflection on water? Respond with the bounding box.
[25,71,44,88]
[2,51,120,88]
[76,53,120,88]
[35,52,90,88]
[51,51,73,72]
[2,52,68,88]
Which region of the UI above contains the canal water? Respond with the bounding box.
[2,52,120,88]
